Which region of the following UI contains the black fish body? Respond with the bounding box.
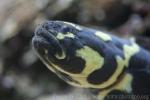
[32,21,150,100]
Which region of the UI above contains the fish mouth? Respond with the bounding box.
[32,23,66,59]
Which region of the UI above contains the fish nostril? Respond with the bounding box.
[39,23,58,36]
[42,22,50,30]
[35,25,45,36]
[35,28,43,36]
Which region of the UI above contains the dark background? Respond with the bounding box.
[0,0,150,100]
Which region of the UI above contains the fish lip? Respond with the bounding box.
[32,35,49,49]
[32,23,59,49]
[32,23,65,59]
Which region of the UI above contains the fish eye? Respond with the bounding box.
[62,26,71,33]
[61,26,80,34]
